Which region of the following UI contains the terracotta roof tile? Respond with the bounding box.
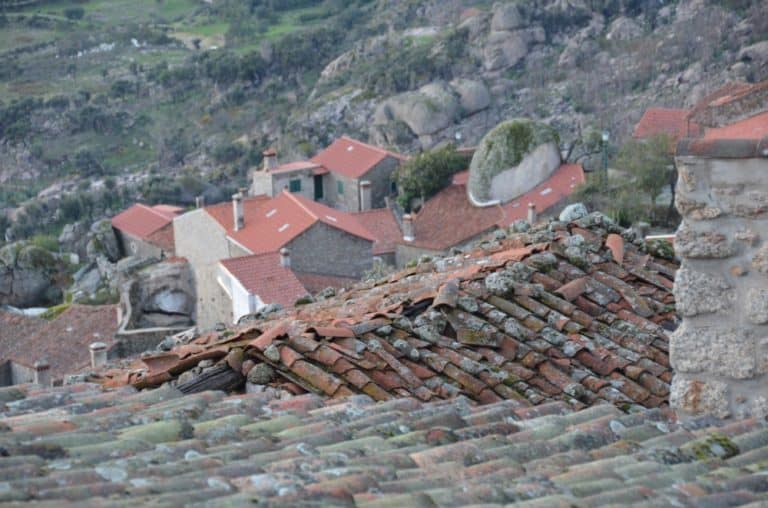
[702,111,768,141]
[353,208,402,255]
[110,203,182,241]
[105,210,681,415]
[633,107,700,140]
[205,191,375,255]
[219,252,308,308]
[0,305,119,380]
[407,163,585,251]
[310,136,406,179]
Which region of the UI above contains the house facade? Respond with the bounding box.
[174,191,376,329]
[251,136,406,212]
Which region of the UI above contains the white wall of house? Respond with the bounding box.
[217,266,263,323]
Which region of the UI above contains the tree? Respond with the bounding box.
[64,7,85,20]
[394,144,467,211]
[614,133,675,222]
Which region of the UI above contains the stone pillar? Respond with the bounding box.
[90,342,108,369]
[671,137,768,419]
[232,191,244,231]
[279,248,291,268]
[33,360,51,387]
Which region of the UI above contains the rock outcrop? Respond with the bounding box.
[0,242,64,307]
[467,119,561,205]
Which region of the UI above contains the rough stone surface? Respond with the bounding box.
[0,242,64,307]
[468,119,560,204]
[606,16,643,41]
[559,203,588,223]
[450,79,491,116]
[671,324,757,379]
[670,377,731,418]
[674,221,735,259]
[490,2,524,32]
[752,246,768,275]
[86,219,121,263]
[377,82,460,137]
[746,288,768,324]
[673,264,734,317]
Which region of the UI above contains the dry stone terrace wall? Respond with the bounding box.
[672,137,768,419]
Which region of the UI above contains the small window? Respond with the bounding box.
[289,179,301,192]
[337,180,344,195]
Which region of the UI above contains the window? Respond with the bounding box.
[289,179,301,192]
[337,180,344,195]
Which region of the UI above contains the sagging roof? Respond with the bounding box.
[111,204,182,241]
[220,253,308,309]
[409,163,585,251]
[205,191,375,255]
[0,305,119,380]
[633,107,700,140]
[353,208,403,255]
[310,136,407,180]
[702,111,768,141]
[101,211,678,412]
[0,382,766,506]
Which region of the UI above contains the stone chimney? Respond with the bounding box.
[279,248,291,268]
[263,148,277,171]
[402,214,414,242]
[90,342,107,369]
[360,180,372,212]
[232,190,245,231]
[527,203,537,224]
[33,360,51,387]
[195,195,205,209]
[672,136,768,420]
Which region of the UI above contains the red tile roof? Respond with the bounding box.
[294,272,359,294]
[0,305,119,380]
[633,108,700,140]
[267,160,327,175]
[310,136,406,179]
[688,80,756,124]
[353,208,402,255]
[220,253,308,308]
[409,164,585,251]
[206,192,375,255]
[111,204,182,241]
[702,111,768,141]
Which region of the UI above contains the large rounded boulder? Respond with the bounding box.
[467,119,561,205]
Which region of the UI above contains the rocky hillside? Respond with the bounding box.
[0,0,766,242]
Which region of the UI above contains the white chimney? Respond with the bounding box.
[33,360,51,387]
[279,248,291,268]
[402,214,414,242]
[233,191,245,231]
[263,148,278,171]
[90,342,107,369]
[195,195,205,208]
[527,203,537,224]
[360,180,372,211]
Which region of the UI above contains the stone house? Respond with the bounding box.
[111,203,184,259]
[0,305,119,386]
[251,136,406,212]
[174,191,376,329]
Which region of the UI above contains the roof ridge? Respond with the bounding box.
[135,203,174,222]
[283,191,319,221]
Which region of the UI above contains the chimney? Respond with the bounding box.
[279,248,291,268]
[33,360,51,387]
[671,137,768,420]
[195,195,205,209]
[263,148,277,171]
[402,214,414,242]
[90,342,107,369]
[359,180,372,211]
[233,190,245,231]
[527,203,537,224]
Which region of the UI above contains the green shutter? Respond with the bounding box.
[337,180,344,195]
[289,179,301,192]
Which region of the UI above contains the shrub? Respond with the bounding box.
[395,144,467,210]
[63,7,85,20]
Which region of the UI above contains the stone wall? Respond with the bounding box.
[173,210,239,330]
[672,137,768,419]
[288,222,373,278]
[115,231,163,264]
[364,157,400,210]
